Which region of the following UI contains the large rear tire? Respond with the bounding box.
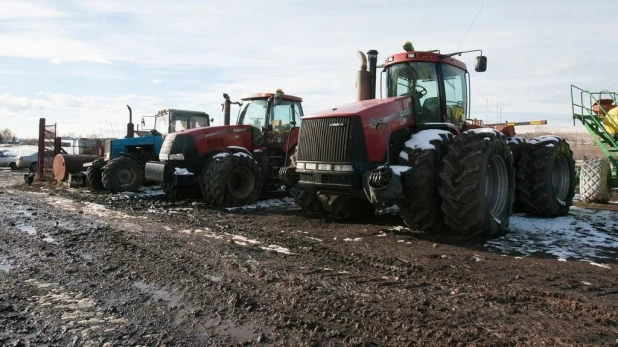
[201,153,263,207]
[579,157,611,203]
[516,136,575,216]
[101,156,143,193]
[87,158,105,192]
[508,136,526,212]
[396,129,453,233]
[439,129,515,237]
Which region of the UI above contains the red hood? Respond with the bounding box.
[175,124,249,137]
[304,97,409,119]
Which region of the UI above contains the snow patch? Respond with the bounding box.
[403,129,451,151]
[213,152,230,159]
[225,197,298,211]
[507,136,524,145]
[485,207,618,264]
[466,128,502,136]
[260,245,293,255]
[173,168,194,175]
[233,152,252,158]
[527,135,561,145]
[590,262,612,269]
[344,238,362,242]
[376,165,411,177]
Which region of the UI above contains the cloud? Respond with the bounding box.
[152,79,162,84]
[0,1,67,20]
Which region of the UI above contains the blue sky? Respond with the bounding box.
[1,0,617,138]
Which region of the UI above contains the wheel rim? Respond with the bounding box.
[227,166,255,199]
[552,155,570,201]
[117,167,136,187]
[485,155,509,218]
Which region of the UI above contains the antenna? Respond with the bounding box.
[456,5,484,52]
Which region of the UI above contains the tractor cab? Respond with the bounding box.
[139,109,211,137]
[381,43,485,127]
[235,91,304,150]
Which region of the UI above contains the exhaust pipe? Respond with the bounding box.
[356,51,371,101]
[367,50,379,100]
[126,105,135,138]
[222,93,231,126]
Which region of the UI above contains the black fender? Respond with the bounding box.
[226,146,253,157]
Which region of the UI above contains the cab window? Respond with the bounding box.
[238,99,268,128]
[269,100,302,134]
[441,64,467,125]
[387,62,441,123]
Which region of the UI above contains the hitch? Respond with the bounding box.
[362,166,403,210]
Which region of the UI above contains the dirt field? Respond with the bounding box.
[1,160,618,346]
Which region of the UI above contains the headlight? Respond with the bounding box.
[168,153,185,160]
[296,162,305,169]
[333,164,354,172]
[318,163,332,171]
[305,163,317,170]
[159,153,168,161]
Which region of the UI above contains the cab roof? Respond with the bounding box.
[384,51,467,71]
[241,93,303,102]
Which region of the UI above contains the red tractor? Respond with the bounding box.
[145,90,304,205]
[280,42,576,237]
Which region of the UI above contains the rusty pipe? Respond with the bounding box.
[356,51,371,101]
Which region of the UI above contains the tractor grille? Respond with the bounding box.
[297,117,368,163]
[300,173,356,185]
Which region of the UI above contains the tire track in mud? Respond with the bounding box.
[2,187,618,346]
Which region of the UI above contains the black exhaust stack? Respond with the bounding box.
[222,93,231,126]
[367,50,379,99]
[126,105,135,138]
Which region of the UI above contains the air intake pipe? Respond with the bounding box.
[356,51,371,101]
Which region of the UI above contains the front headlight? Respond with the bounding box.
[296,162,305,170]
[333,164,354,172]
[318,163,332,171]
[168,153,185,160]
[305,163,317,170]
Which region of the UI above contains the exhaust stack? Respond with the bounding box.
[356,51,371,101]
[126,105,135,138]
[367,50,378,99]
[222,93,231,125]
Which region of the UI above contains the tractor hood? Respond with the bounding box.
[303,96,413,122]
[178,124,250,138]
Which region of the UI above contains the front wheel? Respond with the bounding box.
[439,129,515,237]
[579,157,611,203]
[200,153,263,207]
[9,162,17,170]
[101,156,143,193]
[29,162,37,173]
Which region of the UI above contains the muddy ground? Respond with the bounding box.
[1,168,617,346]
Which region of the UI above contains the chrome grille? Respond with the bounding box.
[297,117,350,162]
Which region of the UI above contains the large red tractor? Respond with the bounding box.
[145,90,304,205]
[280,42,576,237]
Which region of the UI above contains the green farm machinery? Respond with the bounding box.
[571,85,618,202]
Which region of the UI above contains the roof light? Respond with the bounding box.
[407,53,416,58]
[403,41,414,52]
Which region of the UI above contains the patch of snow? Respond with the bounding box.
[225,197,298,211]
[545,143,555,148]
[573,194,581,201]
[253,149,262,153]
[466,128,502,136]
[121,188,165,198]
[213,152,230,159]
[260,245,293,255]
[581,281,592,286]
[376,165,411,177]
[507,136,524,145]
[590,262,612,269]
[343,237,362,242]
[227,146,249,153]
[173,168,194,175]
[484,137,491,141]
[527,135,561,145]
[404,129,451,151]
[305,236,323,242]
[485,207,618,264]
[399,151,409,161]
[233,152,252,158]
[232,235,260,245]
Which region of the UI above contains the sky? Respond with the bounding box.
[1,0,617,139]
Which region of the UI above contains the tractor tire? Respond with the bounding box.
[318,193,374,219]
[87,158,105,192]
[101,156,143,193]
[29,162,37,173]
[9,162,17,170]
[201,152,263,207]
[290,187,324,213]
[396,129,454,233]
[439,129,515,237]
[516,136,575,216]
[508,136,526,213]
[579,157,611,203]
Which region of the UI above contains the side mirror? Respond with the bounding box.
[475,56,487,72]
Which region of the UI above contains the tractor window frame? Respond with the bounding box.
[441,63,468,125]
[386,61,441,123]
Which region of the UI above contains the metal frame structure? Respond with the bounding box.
[571,85,618,187]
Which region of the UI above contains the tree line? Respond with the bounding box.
[0,128,17,144]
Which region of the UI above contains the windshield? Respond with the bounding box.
[442,64,467,125]
[387,62,440,122]
[238,99,268,128]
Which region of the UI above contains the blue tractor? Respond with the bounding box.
[85,105,211,193]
